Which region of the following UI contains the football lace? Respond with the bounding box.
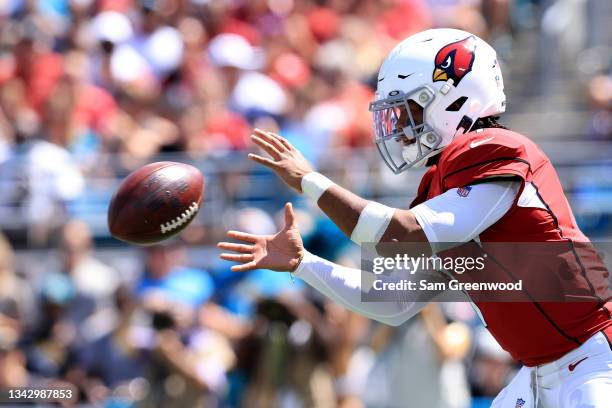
[160,202,199,234]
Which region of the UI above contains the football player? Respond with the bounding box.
[218,29,612,407]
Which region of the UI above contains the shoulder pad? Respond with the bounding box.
[439,129,531,190]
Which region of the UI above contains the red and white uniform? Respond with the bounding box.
[295,128,612,407]
[409,127,612,366]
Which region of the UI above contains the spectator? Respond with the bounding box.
[78,286,147,404]
[0,232,36,340]
[587,73,612,140]
[363,305,471,408]
[49,219,123,345]
[138,243,214,308]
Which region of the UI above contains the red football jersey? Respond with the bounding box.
[411,128,612,366]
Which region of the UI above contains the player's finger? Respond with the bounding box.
[276,135,294,151]
[284,202,297,227]
[220,253,254,262]
[217,242,254,253]
[227,230,259,243]
[231,261,258,272]
[254,129,286,153]
[248,153,281,169]
[251,135,281,159]
[266,130,294,151]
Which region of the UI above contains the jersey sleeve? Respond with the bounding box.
[440,130,531,190]
[411,180,520,253]
[293,251,428,326]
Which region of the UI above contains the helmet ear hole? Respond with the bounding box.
[445,96,468,111]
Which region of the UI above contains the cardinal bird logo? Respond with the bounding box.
[433,36,477,85]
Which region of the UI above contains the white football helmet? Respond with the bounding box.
[369,28,506,173]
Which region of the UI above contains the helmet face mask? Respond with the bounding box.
[370,28,506,173]
[369,86,442,174]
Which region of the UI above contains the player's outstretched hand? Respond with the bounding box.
[218,203,305,272]
[248,128,314,193]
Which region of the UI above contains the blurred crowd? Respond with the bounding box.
[0,0,523,245]
[0,219,516,407]
[0,0,609,407]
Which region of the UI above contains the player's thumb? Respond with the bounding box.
[284,202,296,227]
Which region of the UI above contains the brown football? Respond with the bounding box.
[108,162,204,245]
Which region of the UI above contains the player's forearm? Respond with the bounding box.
[294,251,426,326]
[318,184,368,237]
[302,172,427,246]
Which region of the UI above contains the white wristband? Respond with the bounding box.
[350,201,395,245]
[301,172,335,203]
